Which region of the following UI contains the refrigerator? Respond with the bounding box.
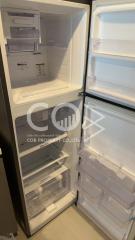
[0,0,135,240]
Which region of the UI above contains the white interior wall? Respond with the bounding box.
[41,14,71,83]
[8,50,48,88]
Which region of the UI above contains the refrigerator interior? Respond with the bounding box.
[0,4,88,105]
[16,99,82,233]
[86,1,135,107]
[78,97,135,240]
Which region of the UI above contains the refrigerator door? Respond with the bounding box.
[86,0,135,109]
[78,97,135,240]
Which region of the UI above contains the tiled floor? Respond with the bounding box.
[17,206,108,240]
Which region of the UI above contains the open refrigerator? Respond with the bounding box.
[0,0,135,240]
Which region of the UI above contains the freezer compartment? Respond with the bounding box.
[3,4,89,104]
[78,189,132,240]
[79,148,135,209]
[25,168,70,219]
[91,3,135,58]
[21,141,68,177]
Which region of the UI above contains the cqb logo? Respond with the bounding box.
[27,102,81,132]
[51,103,81,131]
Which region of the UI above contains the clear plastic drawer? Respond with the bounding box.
[26,168,70,219]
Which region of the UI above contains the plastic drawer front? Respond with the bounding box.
[78,189,132,240]
[79,147,135,208]
[26,169,70,219]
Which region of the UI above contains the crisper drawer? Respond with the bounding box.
[79,147,135,208]
[26,168,70,219]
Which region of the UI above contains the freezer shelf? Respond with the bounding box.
[79,147,135,208]
[26,168,70,220]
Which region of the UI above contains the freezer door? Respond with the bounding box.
[85,0,135,109]
[78,97,135,240]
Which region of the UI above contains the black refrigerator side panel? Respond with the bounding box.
[0,49,30,235]
[0,156,17,236]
